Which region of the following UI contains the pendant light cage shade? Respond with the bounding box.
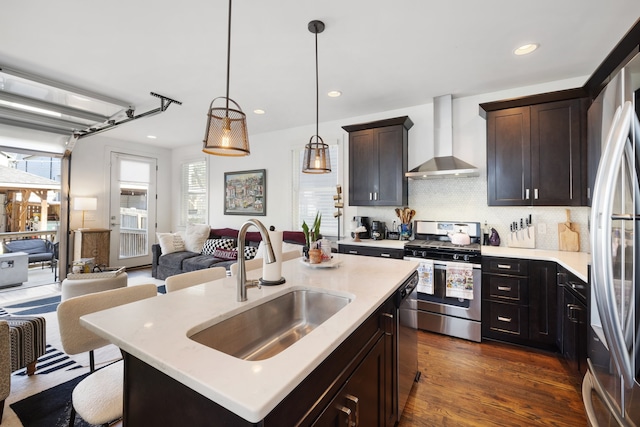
[302,135,331,173]
[203,97,250,156]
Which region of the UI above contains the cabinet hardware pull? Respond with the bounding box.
[497,316,512,323]
[336,405,352,426]
[380,253,390,258]
[369,192,373,200]
[497,286,512,291]
[345,394,359,426]
[497,264,511,269]
[348,251,358,255]
[534,188,539,199]
[374,192,378,200]
[380,312,394,335]
[525,188,530,199]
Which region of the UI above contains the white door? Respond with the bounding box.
[109,152,157,268]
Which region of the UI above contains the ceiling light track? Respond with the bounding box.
[75,92,182,139]
[0,65,131,109]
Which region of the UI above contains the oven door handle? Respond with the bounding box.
[434,263,482,270]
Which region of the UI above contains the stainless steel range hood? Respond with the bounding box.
[406,94,479,179]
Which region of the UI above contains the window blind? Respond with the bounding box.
[180,159,208,226]
[293,145,339,238]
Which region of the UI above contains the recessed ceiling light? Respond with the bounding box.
[254,109,265,115]
[514,43,539,56]
[327,91,342,98]
[147,135,157,139]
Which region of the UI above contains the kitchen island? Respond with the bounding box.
[82,253,419,426]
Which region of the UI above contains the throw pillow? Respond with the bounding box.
[157,232,185,254]
[244,246,258,260]
[212,248,238,260]
[184,224,211,253]
[202,238,236,255]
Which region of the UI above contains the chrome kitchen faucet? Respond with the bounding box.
[236,219,276,302]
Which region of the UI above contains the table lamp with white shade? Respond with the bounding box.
[73,197,97,229]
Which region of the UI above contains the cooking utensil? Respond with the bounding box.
[558,209,580,251]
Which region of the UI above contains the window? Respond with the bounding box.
[293,145,339,238]
[180,159,208,226]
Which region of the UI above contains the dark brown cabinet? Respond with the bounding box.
[556,265,588,377]
[486,98,587,206]
[338,244,404,259]
[528,260,558,348]
[482,257,557,350]
[122,293,397,427]
[343,116,413,207]
[312,335,386,426]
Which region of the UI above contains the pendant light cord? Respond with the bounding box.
[225,0,232,115]
[314,22,319,141]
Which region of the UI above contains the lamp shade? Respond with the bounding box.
[73,197,97,211]
[302,136,331,173]
[202,97,250,156]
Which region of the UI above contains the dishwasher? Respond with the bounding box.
[396,270,420,421]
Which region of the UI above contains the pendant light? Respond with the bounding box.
[302,20,331,174]
[202,0,250,156]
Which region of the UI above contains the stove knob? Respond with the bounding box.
[453,253,460,260]
[421,251,427,258]
[412,250,418,257]
[464,254,470,262]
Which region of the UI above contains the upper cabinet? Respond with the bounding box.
[342,116,413,206]
[482,95,588,206]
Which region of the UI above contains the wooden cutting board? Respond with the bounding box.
[558,209,580,251]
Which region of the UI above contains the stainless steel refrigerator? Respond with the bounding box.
[585,51,640,426]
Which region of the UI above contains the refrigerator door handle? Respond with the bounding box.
[591,101,637,387]
[582,361,629,426]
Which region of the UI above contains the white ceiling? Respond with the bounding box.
[1,0,640,151]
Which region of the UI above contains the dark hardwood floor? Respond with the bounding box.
[400,331,587,426]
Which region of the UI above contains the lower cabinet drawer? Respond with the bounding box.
[339,245,404,259]
[485,275,527,303]
[482,301,528,338]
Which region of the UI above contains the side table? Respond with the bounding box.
[0,252,28,288]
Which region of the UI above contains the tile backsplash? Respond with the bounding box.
[353,175,591,253]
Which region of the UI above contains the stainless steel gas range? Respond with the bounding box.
[403,220,482,342]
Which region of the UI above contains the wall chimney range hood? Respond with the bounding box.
[406,94,479,179]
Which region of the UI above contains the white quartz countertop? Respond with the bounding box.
[81,254,419,423]
[482,246,590,282]
[337,239,590,282]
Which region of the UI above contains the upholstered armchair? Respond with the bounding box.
[0,321,11,424]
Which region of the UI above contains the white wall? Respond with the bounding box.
[170,75,592,252]
[69,135,173,235]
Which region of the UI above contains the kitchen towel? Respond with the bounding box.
[445,262,474,300]
[417,260,434,295]
[262,230,283,282]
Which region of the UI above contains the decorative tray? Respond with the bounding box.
[67,266,126,280]
[299,258,342,269]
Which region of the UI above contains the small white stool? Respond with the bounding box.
[61,273,128,301]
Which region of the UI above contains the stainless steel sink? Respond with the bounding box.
[189,289,351,361]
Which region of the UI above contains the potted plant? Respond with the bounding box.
[302,212,322,259]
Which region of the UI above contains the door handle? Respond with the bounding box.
[336,405,353,426]
[345,394,359,426]
[380,312,394,335]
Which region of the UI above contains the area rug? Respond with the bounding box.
[2,296,62,316]
[10,373,92,427]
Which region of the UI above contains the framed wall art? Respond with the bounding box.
[224,169,266,216]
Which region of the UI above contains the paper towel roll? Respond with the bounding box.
[262,230,283,282]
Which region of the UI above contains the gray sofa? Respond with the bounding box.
[151,227,305,280]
